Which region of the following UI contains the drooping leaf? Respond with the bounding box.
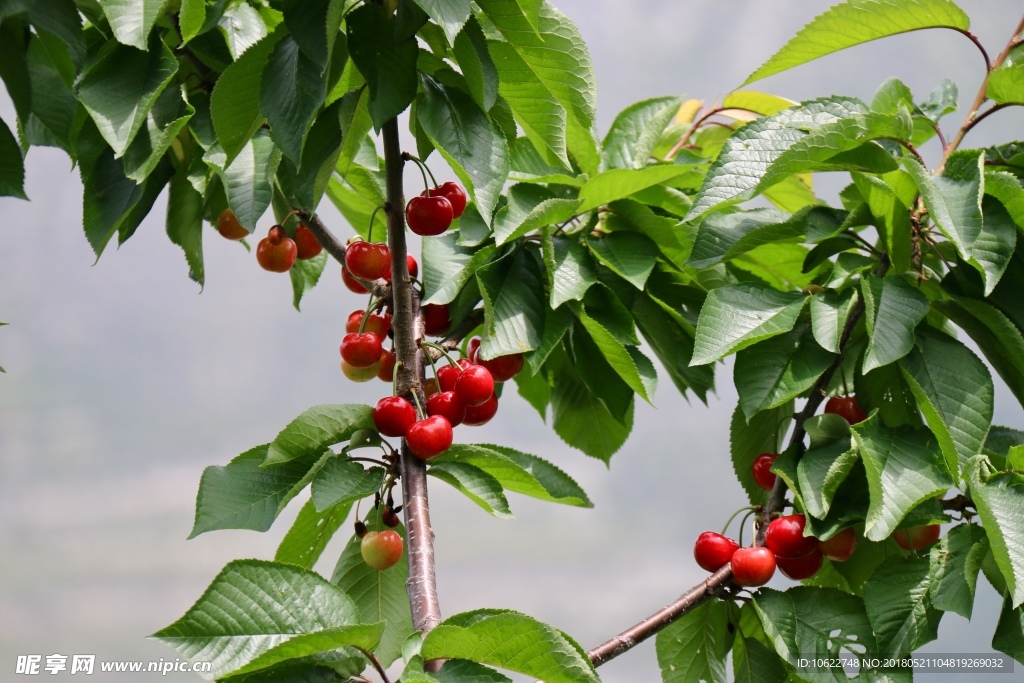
[218,1,268,59]
[550,238,598,309]
[656,599,730,683]
[969,464,1024,608]
[310,459,386,511]
[928,523,988,619]
[691,284,807,366]
[577,311,654,404]
[429,461,512,518]
[587,232,658,290]
[577,165,696,214]
[860,274,929,373]
[263,405,375,467]
[798,414,859,520]
[0,116,25,199]
[686,208,797,270]
[274,497,353,571]
[166,170,205,286]
[810,287,859,354]
[99,0,168,50]
[413,0,470,45]
[731,635,787,683]
[551,369,632,462]
[259,36,328,164]
[734,325,834,420]
[289,251,328,312]
[601,96,682,170]
[988,63,1024,105]
[206,129,281,232]
[864,555,942,656]
[178,0,206,44]
[476,249,546,358]
[993,593,1024,665]
[346,3,418,129]
[453,15,498,112]
[422,232,496,306]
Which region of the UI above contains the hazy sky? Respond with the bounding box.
[1,2,1022,682]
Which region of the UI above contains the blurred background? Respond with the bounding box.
[1,1,1022,681]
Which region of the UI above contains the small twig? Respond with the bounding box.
[354,647,391,683]
[881,137,926,166]
[942,494,975,512]
[951,29,993,72]
[845,230,883,257]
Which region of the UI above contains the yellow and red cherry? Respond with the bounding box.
[346,310,391,338]
[216,209,248,240]
[294,225,322,259]
[256,225,298,272]
[341,332,383,368]
[361,530,403,570]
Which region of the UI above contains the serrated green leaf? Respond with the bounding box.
[691,284,807,366]
[577,311,653,403]
[453,15,498,111]
[732,635,786,683]
[735,325,834,420]
[852,417,953,541]
[687,208,795,270]
[852,171,913,274]
[601,96,682,170]
[280,0,345,69]
[153,560,364,679]
[860,274,929,373]
[899,328,993,479]
[218,2,267,59]
[310,459,385,512]
[550,238,597,309]
[864,555,942,656]
[730,402,791,504]
[289,250,328,311]
[587,232,658,290]
[0,116,25,199]
[421,609,599,683]
[810,288,858,354]
[798,419,858,521]
[577,165,694,213]
[206,129,281,232]
[988,63,1024,105]
[166,170,205,287]
[656,599,729,683]
[413,0,470,45]
[260,35,327,164]
[744,0,970,85]
[346,3,418,129]
[551,370,632,462]
[422,233,495,306]
[263,405,375,467]
[179,0,206,44]
[99,0,167,50]
[418,77,510,222]
[985,171,1024,233]
[993,593,1024,665]
[428,461,512,518]
[22,33,80,157]
[970,195,1019,294]
[928,523,987,618]
[123,85,194,183]
[476,249,545,358]
[631,292,713,402]
[275,497,352,570]
[918,79,958,123]
[723,90,796,116]
[969,464,1024,608]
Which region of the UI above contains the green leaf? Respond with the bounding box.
[899,328,994,479]
[988,63,1024,105]
[587,232,658,290]
[421,609,599,683]
[166,171,205,286]
[734,325,834,420]
[0,117,25,199]
[289,251,328,312]
[937,296,1024,406]
[206,129,281,232]
[280,0,345,69]
[798,415,858,520]
[178,0,206,44]
[631,289,713,401]
[852,171,913,274]
[810,288,858,354]
[655,599,729,683]
[218,2,268,60]
[263,405,375,467]
[489,183,558,244]
[413,0,470,45]
[275,497,352,570]
[153,559,363,679]
[310,459,385,511]
[453,16,498,111]
[577,311,653,403]
[78,128,145,255]
[226,623,384,678]
[428,461,513,518]
[577,165,694,214]
[743,0,970,85]
[969,465,1024,608]
[210,27,284,163]
[970,195,1019,295]
[993,593,1024,665]
[730,402,791,504]
[985,171,1024,233]
[330,509,412,668]
[432,443,591,507]
[864,555,942,656]
[852,417,953,541]
[422,232,496,306]
[22,33,79,157]
[346,4,418,129]
[928,523,987,619]
[552,370,632,462]
[601,96,682,170]
[860,274,929,373]
[122,85,194,183]
[732,635,786,683]
[99,0,167,50]
[476,249,546,358]
[918,79,959,123]
[76,39,178,156]
[550,238,597,309]
[723,90,797,116]
[691,284,807,366]
[686,208,797,270]
[260,36,327,164]
[417,77,510,222]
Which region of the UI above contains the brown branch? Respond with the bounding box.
[382,118,443,659]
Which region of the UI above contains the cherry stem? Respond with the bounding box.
[720,506,759,536]
[402,152,438,193]
[392,360,403,398]
[354,647,391,683]
[424,346,441,385]
[420,339,461,369]
[736,509,757,548]
[358,294,378,334]
[409,386,427,420]
[367,203,386,243]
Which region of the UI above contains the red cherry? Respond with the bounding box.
[454,364,495,407]
[819,527,858,562]
[436,363,462,393]
[294,224,322,259]
[377,350,397,382]
[893,524,941,551]
[426,391,466,427]
[342,267,369,294]
[730,547,776,587]
[406,415,453,459]
[346,241,392,281]
[346,310,391,338]
[752,453,778,492]
[424,182,467,219]
[342,359,381,382]
[467,337,481,363]
[776,549,823,580]
[382,508,400,527]
[340,332,383,368]
[765,514,818,559]
[256,225,298,272]
[693,532,739,572]
[373,396,417,437]
[384,254,418,281]
[406,195,453,236]
[422,304,451,337]
[361,530,403,570]
[824,395,868,425]
[467,338,523,382]
[463,393,498,426]
[216,209,248,240]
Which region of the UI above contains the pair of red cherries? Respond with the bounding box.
[406,182,467,236]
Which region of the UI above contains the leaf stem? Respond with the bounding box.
[354,647,391,683]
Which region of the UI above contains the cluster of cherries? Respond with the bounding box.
[216,209,325,272]
[695,393,940,587]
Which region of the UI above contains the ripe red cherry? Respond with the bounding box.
[426,391,465,427]
[454,364,495,407]
[406,195,453,236]
[216,209,248,240]
[467,337,524,382]
[346,240,392,281]
[422,304,451,336]
[342,267,369,294]
[383,254,418,281]
[730,547,776,587]
[342,359,381,382]
[256,225,298,272]
[824,395,868,425]
[382,507,400,527]
[893,524,941,551]
[765,514,818,559]
[406,415,453,459]
[694,532,739,572]
[776,549,823,580]
[752,453,778,492]
[819,527,858,562]
[346,310,391,338]
[424,182,467,219]
[463,393,498,426]
[294,224,322,259]
[361,530,403,570]
[340,332,383,368]
[436,363,462,393]
[373,396,417,437]
[377,350,397,382]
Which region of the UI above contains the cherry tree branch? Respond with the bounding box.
[380,118,443,653]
